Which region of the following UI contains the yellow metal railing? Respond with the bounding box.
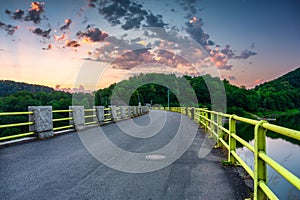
[165,107,300,200]
[116,107,122,121]
[52,110,74,131]
[1,106,149,143]
[104,107,112,123]
[0,111,35,141]
[84,109,98,126]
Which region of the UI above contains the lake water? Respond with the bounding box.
[236,113,300,199]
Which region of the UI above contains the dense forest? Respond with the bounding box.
[0,67,299,137]
[95,67,300,116]
[0,80,54,97]
[1,67,299,114]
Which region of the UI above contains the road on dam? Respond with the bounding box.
[0,110,249,200]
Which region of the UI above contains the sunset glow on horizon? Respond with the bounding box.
[1,0,299,90]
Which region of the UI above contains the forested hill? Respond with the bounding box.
[255,67,300,90]
[0,80,54,97]
[95,67,300,116]
[0,67,299,116]
[253,67,300,112]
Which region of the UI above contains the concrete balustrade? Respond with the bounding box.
[133,106,137,116]
[28,106,53,139]
[110,106,118,121]
[120,106,128,119]
[94,106,104,124]
[25,105,149,137]
[69,106,85,131]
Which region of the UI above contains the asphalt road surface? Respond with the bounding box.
[0,110,249,200]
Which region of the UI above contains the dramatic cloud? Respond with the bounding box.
[210,47,233,70]
[185,17,211,48]
[76,28,108,42]
[5,2,45,24]
[110,48,194,71]
[96,0,167,30]
[5,9,25,20]
[65,40,80,47]
[0,21,18,35]
[176,0,198,19]
[87,30,208,76]
[54,34,66,41]
[32,28,51,38]
[60,19,72,30]
[234,49,257,59]
[0,0,257,75]
[144,13,168,28]
[220,44,235,59]
[24,2,45,24]
[112,48,152,69]
[42,44,52,50]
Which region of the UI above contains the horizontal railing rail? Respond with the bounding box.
[84,109,97,126]
[0,111,35,141]
[103,107,112,123]
[160,106,300,200]
[0,106,149,143]
[52,110,74,132]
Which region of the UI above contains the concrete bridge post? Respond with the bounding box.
[69,106,85,131]
[126,106,130,118]
[137,106,141,115]
[120,106,127,119]
[129,106,133,118]
[132,106,137,116]
[94,106,104,124]
[28,106,53,139]
[110,106,118,121]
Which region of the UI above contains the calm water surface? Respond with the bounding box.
[236,113,300,199]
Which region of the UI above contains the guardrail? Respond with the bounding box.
[0,105,149,143]
[52,110,74,131]
[0,111,34,141]
[104,107,112,123]
[84,108,97,126]
[156,106,300,200]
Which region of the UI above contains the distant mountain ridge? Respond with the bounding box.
[0,80,54,97]
[1,67,299,115]
[255,67,300,90]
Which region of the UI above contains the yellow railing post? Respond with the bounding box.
[254,120,268,200]
[217,113,223,147]
[198,109,202,127]
[205,110,209,133]
[191,107,194,120]
[197,109,202,126]
[210,112,215,138]
[228,115,236,164]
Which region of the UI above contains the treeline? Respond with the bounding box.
[0,91,94,137]
[1,68,299,115]
[254,68,300,113]
[0,67,299,137]
[95,68,300,116]
[0,80,54,97]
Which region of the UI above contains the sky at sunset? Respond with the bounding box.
[0,0,299,91]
